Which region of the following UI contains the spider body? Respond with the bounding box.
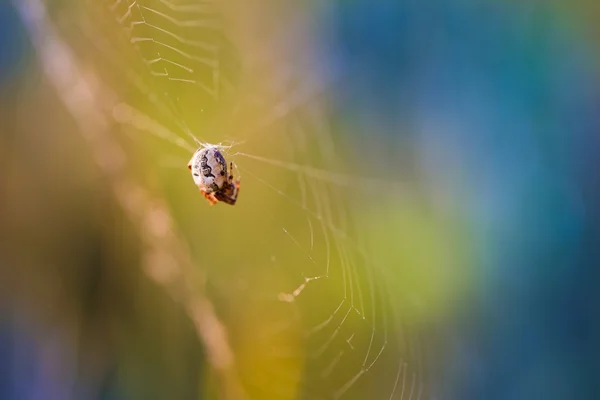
[188,146,240,205]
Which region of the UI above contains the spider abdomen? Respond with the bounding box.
[189,147,228,193]
[188,145,240,206]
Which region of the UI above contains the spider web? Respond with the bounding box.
[39,1,426,399]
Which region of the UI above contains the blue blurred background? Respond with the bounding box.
[1,1,599,399]
[323,2,600,398]
[326,2,599,399]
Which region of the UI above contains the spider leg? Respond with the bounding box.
[230,161,240,191]
[213,178,240,206]
[214,191,235,205]
[232,178,240,200]
[200,188,218,205]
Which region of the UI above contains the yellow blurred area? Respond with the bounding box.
[361,199,474,325]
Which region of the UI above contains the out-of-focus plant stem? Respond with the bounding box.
[13,0,246,398]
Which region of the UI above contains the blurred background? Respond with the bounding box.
[1,1,599,400]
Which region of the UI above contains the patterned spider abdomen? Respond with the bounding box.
[188,146,228,193]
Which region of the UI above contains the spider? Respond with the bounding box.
[187,146,240,206]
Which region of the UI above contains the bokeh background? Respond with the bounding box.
[1,1,599,400]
